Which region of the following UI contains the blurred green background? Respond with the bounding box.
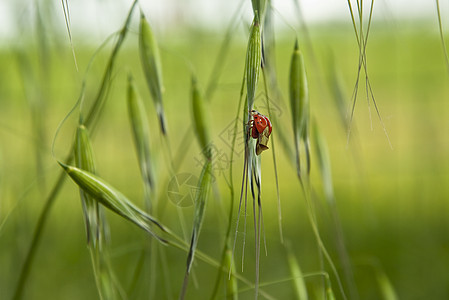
[1,1,449,299]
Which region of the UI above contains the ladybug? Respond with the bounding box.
[248,110,272,155]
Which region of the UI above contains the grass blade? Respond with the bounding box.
[346,1,392,147]
[326,54,350,132]
[179,161,213,300]
[225,247,238,300]
[85,1,138,130]
[376,270,398,300]
[204,0,245,101]
[313,121,359,299]
[436,0,449,76]
[261,64,283,243]
[285,241,308,300]
[179,76,213,299]
[60,0,78,71]
[139,12,167,135]
[210,73,246,300]
[289,40,346,300]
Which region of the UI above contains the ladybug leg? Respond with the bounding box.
[245,120,259,140]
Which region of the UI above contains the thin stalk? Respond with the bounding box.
[261,68,283,243]
[298,180,347,300]
[210,72,246,298]
[12,167,67,300]
[436,0,449,76]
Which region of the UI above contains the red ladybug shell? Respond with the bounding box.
[250,112,272,139]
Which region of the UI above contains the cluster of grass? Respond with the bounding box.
[1,0,449,300]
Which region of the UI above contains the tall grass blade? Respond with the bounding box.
[139,12,167,135]
[325,275,337,300]
[127,75,154,208]
[436,0,449,76]
[313,122,359,299]
[85,0,138,130]
[262,1,296,166]
[211,73,246,300]
[285,241,308,300]
[346,0,392,147]
[179,161,212,300]
[59,163,168,243]
[289,40,346,300]
[327,54,350,132]
[205,0,245,101]
[261,67,283,242]
[243,16,266,299]
[60,0,78,71]
[179,76,213,299]
[376,270,398,300]
[16,50,47,194]
[252,155,263,300]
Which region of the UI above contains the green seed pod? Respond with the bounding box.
[289,40,309,142]
[59,163,167,243]
[139,13,167,135]
[127,75,154,195]
[74,125,99,245]
[191,76,211,160]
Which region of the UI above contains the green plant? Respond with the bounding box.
[6,1,449,300]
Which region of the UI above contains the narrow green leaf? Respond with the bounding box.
[225,248,238,300]
[312,123,334,204]
[376,270,398,300]
[85,1,138,129]
[436,0,449,76]
[179,161,212,299]
[326,54,349,132]
[325,277,336,300]
[286,242,308,300]
[188,161,212,272]
[139,12,167,135]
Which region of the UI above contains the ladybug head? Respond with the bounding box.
[250,109,261,116]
